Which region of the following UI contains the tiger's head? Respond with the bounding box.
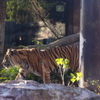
[2,49,29,69]
[2,49,17,68]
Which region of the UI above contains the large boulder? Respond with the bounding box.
[0,80,100,100]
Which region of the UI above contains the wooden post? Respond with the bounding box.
[0,0,6,64]
[80,0,100,89]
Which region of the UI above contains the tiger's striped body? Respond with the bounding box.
[2,45,79,84]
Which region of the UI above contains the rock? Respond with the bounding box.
[0,80,100,100]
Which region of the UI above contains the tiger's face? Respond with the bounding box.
[2,49,17,68]
[2,49,30,70]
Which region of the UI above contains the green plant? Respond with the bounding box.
[0,67,19,82]
[55,58,69,85]
[32,40,43,45]
[55,58,82,86]
[6,0,33,23]
[70,72,82,83]
[0,66,43,83]
[56,58,69,69]
[18,45,27,48]
[85,79,100,95]
[26,73,43,83]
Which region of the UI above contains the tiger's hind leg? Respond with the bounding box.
[41,72,51,84]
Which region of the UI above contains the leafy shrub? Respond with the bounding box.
[84,79,100,95]
[0,67,43,83]
[55,58,82,86]
[0,67,19,82]
[26,73,43,83]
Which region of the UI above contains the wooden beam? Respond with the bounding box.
[27,33,79,49]
[0,0,6,63]
[80,0,100,90]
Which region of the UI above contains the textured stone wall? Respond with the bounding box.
[0,80,100,100]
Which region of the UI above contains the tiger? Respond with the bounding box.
[1,45,79,84]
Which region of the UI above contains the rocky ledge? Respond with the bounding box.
[0,80,100,100]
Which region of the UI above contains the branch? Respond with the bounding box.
[28,0,59,39]
[27,33,79,49]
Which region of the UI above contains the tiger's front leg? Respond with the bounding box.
[15,73,25,80]
[15,68,28,80]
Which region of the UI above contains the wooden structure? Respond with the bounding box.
[80,0,100,89]
[0,0,6,64]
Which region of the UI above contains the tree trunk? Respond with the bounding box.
[80,0,100,90]
[0,0,6,64]
[27,33,79,49]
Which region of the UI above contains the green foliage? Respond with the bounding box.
[32,40,43,45]
[41,0,66,22]
[26,73,43,83]
[55,58,82,86]
[6,0,33,23]
[56,58,69,69]
[0,67,43,83]
[0,67,19,82]
[85,80,100,95]
[55,58,70,85]
[18,45,27,48]
[6,0,66,23]
[70,72,82,83]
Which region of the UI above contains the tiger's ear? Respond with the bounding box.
[10,49,17,56]
[8,49,14,56]
[7,49,13,56]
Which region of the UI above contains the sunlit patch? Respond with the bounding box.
[19,36,22,41]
